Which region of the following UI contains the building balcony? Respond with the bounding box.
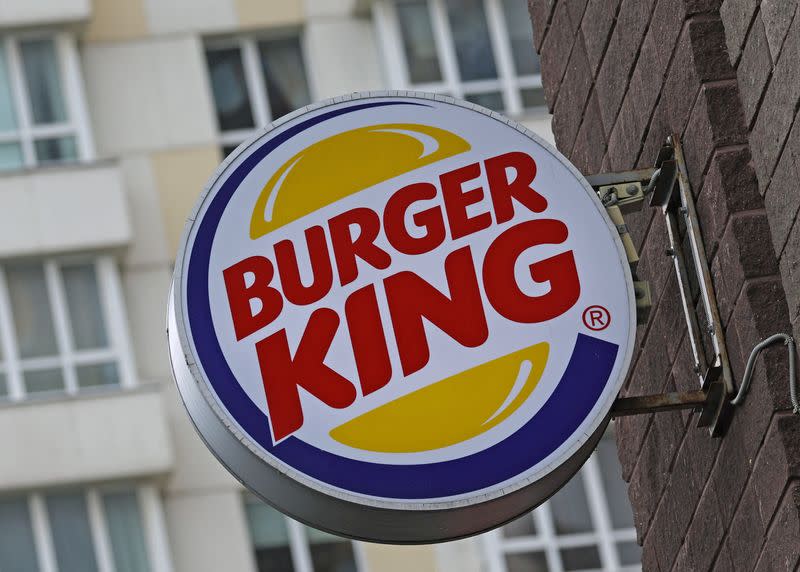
[0,161,131,258]
[0,0,90,27]
[0,385,174,491]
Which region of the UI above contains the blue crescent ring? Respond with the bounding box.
[184,100,620,500]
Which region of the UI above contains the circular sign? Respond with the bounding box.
[168,92,635,543]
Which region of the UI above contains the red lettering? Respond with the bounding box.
[256,308,356,442]
[385,246,488,376]
[329,207,392,286]
[345,284,392,396]
[274,225,333,306]
[383,182,446,255]
[486,152,547,223]
[482,219,580,323]
[441,162,492,240]
[223,256,283,340]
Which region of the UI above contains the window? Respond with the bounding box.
[205,34,313,158]
[0,256,135,401]
[483,431,642,571]
[0,34,92,172]
[374,0,545,115]
[244,495,363,572]
[0,486,169,572]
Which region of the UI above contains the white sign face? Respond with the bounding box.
[170,93,635,542]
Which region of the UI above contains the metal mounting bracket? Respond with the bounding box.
[588,136,734,436]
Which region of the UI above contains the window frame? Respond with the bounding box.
[0,31,94,171]
[243,494,367,572]
[481,432,641,572]
[373,0,545,117]
[0,255,136,402]
[204,31,316,154]
[0,485,172,572]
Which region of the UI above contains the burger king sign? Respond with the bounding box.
[168,92,636,542]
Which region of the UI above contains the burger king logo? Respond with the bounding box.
[169,93,635,542]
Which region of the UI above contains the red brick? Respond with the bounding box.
[737,14,773,127]
[764,117,800,257]
[761,0,799,60]
[580,0,621,74]
[751,415,800,530]
[569,91,606,173]
[594,0,657,133]
[750,12,800,186]
[551,36,592,151]
[539,1,578,109]
[778,224,800,323]
[719,0,759,64]
[753,483,800,572]
[727,483,769,571]
[528,0,555,51]
[696,147,763,257]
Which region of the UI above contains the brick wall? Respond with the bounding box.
[529,0,800,569]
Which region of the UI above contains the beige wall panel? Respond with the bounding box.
[0,163,131,258]
[0,389,173,490]
[165,490,257,572]
[83,37,217,156]
[304,18,383,99]
[435,538,484,572]
[235,0,304,29]
[163,383,240,493]
[305,0,361,18]
[151,145,220,256]
[520,114,555,145]
[144,0,236,36]
[85,0,148,42]
[120,156,171,267]
[0,0,89,28]
[361,544,439,572]
[122,266,173,382]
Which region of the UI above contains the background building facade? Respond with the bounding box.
[0,1,641,571]
[529,0,800,570]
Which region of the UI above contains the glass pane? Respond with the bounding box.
[560,545,601,571]
[502,513,536,537]
[617,540,642,566]
[0,141,22,169]
[550,472,593,534]
[206,47,255,131]
[506,552,548,572]
[0,497,39,572]
[0,372,7,398]
[465,91,504,111]
[0,45,17,131]
[20,39,67,125]
[6,263,58,358]
[77,362,119,388]
[24,368,64,394]
[103,491,151,572]
[445,0,498,80]
[245,500,290,548]
[244,499,294,572]
[521,87,546,109]
[222,144,239,158]
[596,434,636,529]
[0,142,23,170]
[46,492,99,572]
[62,263,108,350]
[308,537,356,572]
[396,0,442,83]
[502,0,540,75]
[258,38,312,120]
[34,136,78,164]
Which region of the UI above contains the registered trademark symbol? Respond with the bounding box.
[582,305,611,331]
